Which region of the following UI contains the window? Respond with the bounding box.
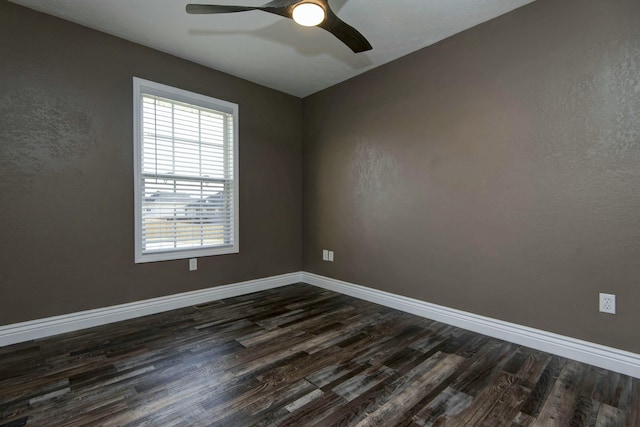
[133,78,238,263]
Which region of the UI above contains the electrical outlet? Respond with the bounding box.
[599,293,615,314]
[189,258,197,271]
[322,249,334,262]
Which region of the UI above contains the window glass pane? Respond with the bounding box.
[142,178,231,251]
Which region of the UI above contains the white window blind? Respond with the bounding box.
[133,78,238,263]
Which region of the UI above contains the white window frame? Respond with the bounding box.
[133,77,239,263]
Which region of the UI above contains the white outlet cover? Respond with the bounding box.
[328,251,334,262]
[599,293,616,314]
[322,250,329,261]
[189,258,197,271]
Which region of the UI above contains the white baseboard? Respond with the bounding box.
[303,272,640,379]
[3,271,638,379]
[0,272,303,347]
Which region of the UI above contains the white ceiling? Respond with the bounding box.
[10,0,535,97]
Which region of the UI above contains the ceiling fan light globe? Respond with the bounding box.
[292,3,325,27]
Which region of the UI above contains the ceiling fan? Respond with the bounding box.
[186,0,372,53]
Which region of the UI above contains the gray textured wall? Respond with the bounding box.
[302,0,640,353]
[2,0,640,355]
[0,1,302,325]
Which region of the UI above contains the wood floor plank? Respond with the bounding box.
[463,373,530,427]
[354,353,465,426]
[0,283,637,427]
[449,339,516,396]
[411,386,473,426]
[332,364,396,402]
[595,403,626,427]
[533,360,590,426]
[628,379,640,427]
[519,354,566,418]
[267,390,347,427]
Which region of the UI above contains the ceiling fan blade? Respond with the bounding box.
[186,0,373,53]
[186,4,257,14]
[318,7,372,53]
[186,1,294,18]
[254,0,298,19]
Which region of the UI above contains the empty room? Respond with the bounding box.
[1,0,639,425]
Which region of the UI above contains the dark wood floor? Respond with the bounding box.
[0,284,638,427]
